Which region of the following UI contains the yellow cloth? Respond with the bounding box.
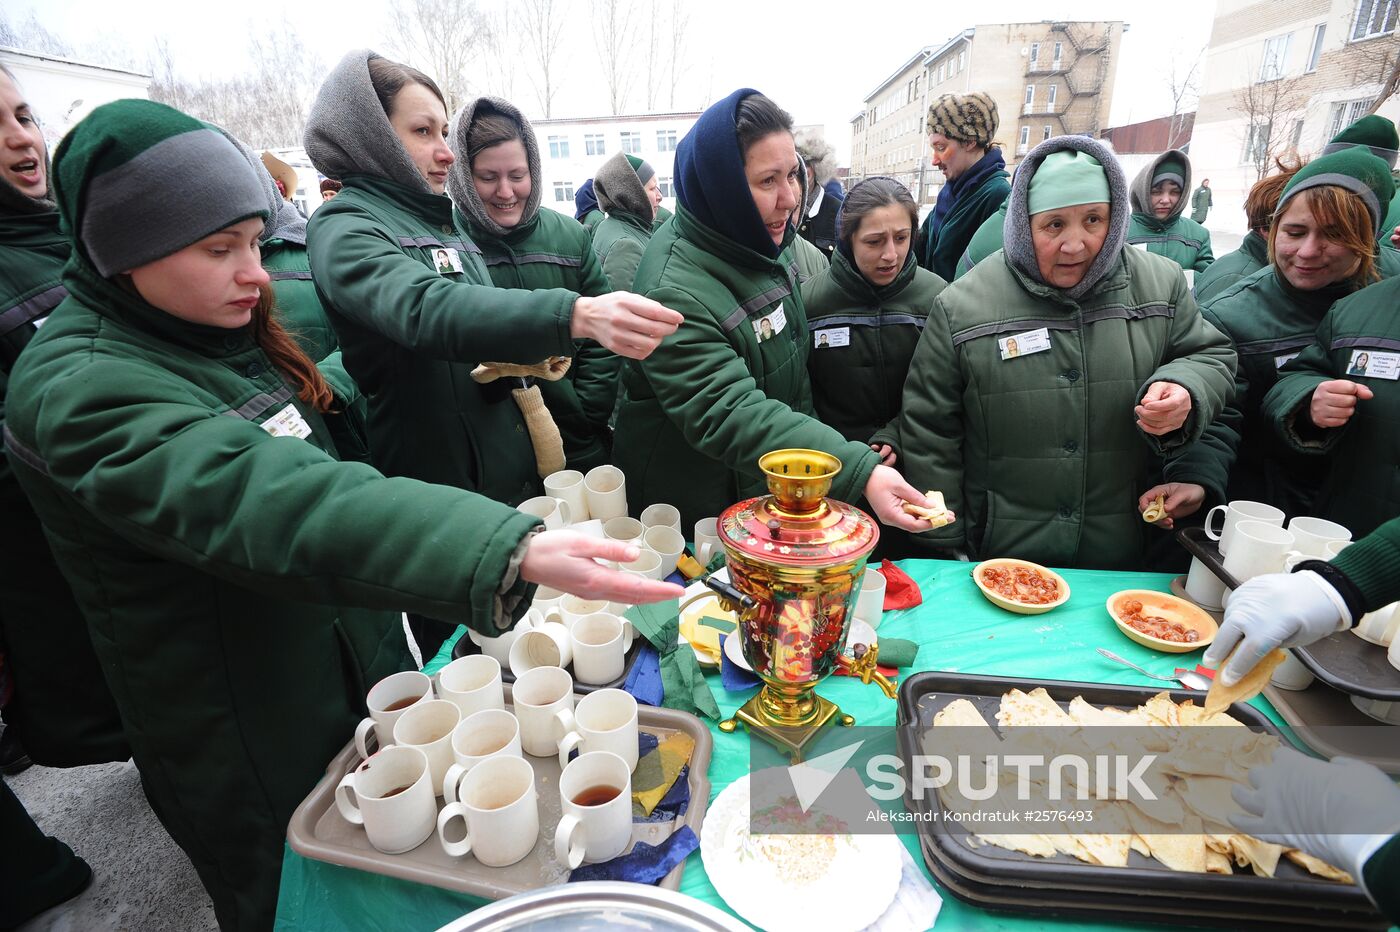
[471,358,571,477]
[632,730,696,817]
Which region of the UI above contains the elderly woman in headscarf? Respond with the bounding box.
[880,135,1235,570]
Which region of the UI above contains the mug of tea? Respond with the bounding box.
[353,670,433,759]
[555,750,634,867]
[335,744,436,854]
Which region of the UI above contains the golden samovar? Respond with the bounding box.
[705,449,895,760]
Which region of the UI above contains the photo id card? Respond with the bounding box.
[753,304,787,343]
[1274,352,1301,369]
[431,247,464,275]
[999,327,1051,361]
[813,327,850,349]
[1347,349,1400,381]
[261,404,313,439]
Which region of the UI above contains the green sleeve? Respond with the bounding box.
[892,295,966,551]
[637,284,879,504]
[1193,233,1215,273]
[1136,278,1237,454]
[308,210,577,363]
[1261,320,1342,455]
[1332,518,1400,613]
[1161,305,1242,504]
[570,243,623,430]
[31,360,539,633]
[600,236,645,293]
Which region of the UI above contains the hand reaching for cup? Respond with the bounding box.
[520,532,684,604]
[569,293,683,360]
[1135,381,1192,436]
[1309,379,1373,429]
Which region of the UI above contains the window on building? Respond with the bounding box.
[548,135,569,159]
[958,49,965,71]
[553,180,575,202]
[620,131,642,154]
[1307,23,1327,71]
[1024,84,1035,106]
[1043,124,1053,141]
[1241,121,1271,165]
[1259,33,1292,81]
[1291,118,1305,148]
[939,62,946,82]
[657,176,674,198]
[1053,41,1063,67]
[1029,42,1040,66]
[1351,0,1398,39]
[656,129,677,151]
[1019,125,1030,148]
[584,133,605,156]
[1329,97,1378,137]
[1047,84,1058,107]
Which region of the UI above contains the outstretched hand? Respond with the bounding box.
[520,531,684,604]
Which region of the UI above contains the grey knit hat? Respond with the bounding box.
[593,150,653,221]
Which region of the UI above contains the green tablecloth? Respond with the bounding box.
[274,559,1281,932]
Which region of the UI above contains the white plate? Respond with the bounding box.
[722,632,752,672]
[701,771,902,932]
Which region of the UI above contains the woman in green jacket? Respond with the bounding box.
[1158,148,1398,522]
[803,176,946,445]
[0,65,129,769]
[1126,149,1214,273]
[612,89,934,534]
[3,98,680,931]
[303,51,678,505]
[447,96,619,473]
[883,135,1235,570]
[591,150,662,293]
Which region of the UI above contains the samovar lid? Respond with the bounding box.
[717,450,878,567]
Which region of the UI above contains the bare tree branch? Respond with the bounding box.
[1231,59,1307,182]
[519,0,566,118]
[1165,45,1205,150]
[666,0,690,110]
[591,0,638,115]
[385,0,492,114]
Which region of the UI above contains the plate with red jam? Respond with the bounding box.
[1107,589,1218,653]
[972,559,1071,615]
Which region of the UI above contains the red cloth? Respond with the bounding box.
[878,560,922,610]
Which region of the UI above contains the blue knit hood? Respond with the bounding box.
[574,178,599,220]
[675,87,787,260]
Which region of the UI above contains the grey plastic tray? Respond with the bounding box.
[1263,681,1400,775]
[286,685,712,899]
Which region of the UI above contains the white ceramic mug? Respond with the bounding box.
[437,654,505,719]
[513,665,576,757]
[544,469,589,522]
[467,608,539,666]
[441,708,523,803]
[391,699,461,796]
[354,670,434,759]
[555,751,634,867]
[1221,521,1295,584]
[1269,649,1316,691]
[1285,516,1352,558]
[335,745,436,854]
[1325,538,1353,558]
[619,549,664,581]
[694,518,722,566]
[1388,629,1400,674]
[436,755,539,867]
[1203,500,1285,557]
[1355,602,1400,647]
[531,585,566,624]
[1183,556,1227,611]
[643,525,685,578]
[855,567,887,628]
[584,465,628,522]
[603,516,645,546]
[518,495,573,530]
[569,613,636,687]
[560,595,609,633]
[639,503,682,535]
[557,688,639,771]
[509,621,574,676]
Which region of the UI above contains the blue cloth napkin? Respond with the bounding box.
[623,643,664,707]
[568,826,700,885]
[720,634,761,692]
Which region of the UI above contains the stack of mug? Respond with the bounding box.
[338,661,643,868]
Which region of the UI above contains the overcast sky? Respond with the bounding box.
[12,0,1217,163]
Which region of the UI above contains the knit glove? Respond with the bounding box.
[469,357,571,383]
[1203,571,1349,686]
[1231,747,1400,887]
[472,358,571,478]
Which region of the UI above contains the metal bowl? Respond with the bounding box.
[432,881,750,932]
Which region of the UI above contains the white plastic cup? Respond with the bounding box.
[569,613,636,687]
[583,466,628,522]
[643,525,685,578]
[603,516,645,546]
[467,608,539,666]
[391,699,462,797]
[1286,516,1351,558]
[1183,556,1228,610]
[335,744,436,854]
[441,708,523,803]
[1269,649,1316,691]
[554,751,633,867]
[1221,521,1294,583]
[556,688,639,771]
[544,469,589,522]
[1354,603,1400,647]
[855,567,887,628]
[436,654,505,719]
[560,595,609,633]
[353,670,433,759]
[619,548,664,581]
[531,586,566,624]
[639,503,682,535]
[693,518,722,566]
[436,755,539,866]
[509,621,574,676]
[1203,500,1285,557]
[518,495,572,530]
[513,666,576,757]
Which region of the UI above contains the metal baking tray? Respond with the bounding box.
[451,628,645,696]
[287,684,710,899]
[1176,527,1400,700]
[895,671,1382,928]
[1263,681,1400,775]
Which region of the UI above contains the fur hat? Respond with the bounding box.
[926,93,999,148]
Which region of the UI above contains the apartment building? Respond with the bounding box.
[1191,0,1399,229]
[849,21,1124,204]
[532,111,702,217]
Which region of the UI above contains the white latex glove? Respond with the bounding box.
[1231,747,1400,886]
[1202,570,1349,686]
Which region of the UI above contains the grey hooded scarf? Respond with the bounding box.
[1002,134,1129,303]
[446,96,543,238]
[592,150,652,223]
[304,49,434,196]
[213,126,308,245]
[1128,148,1192,224]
